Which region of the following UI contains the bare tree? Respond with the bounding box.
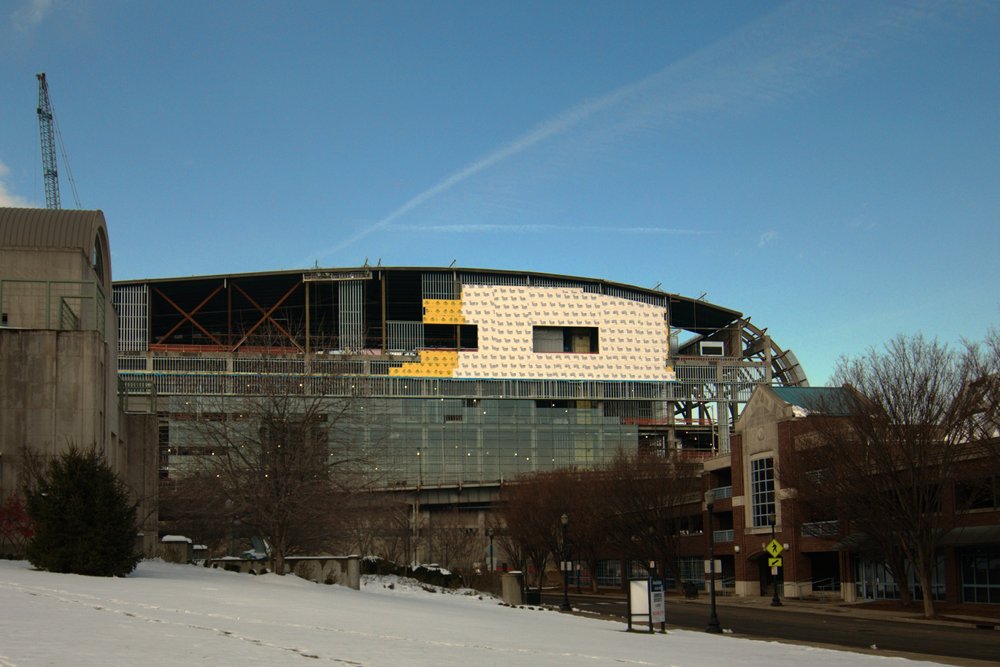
[374,498,417,566]
[335,492,415,564]
[159,475,234,554]
[558,470,613,593]
[962,327,1000,462]
[486,515,522,576]
[424,508,479,573]
[781,414,918,605]
[598,450,703,585]
[186,381,372,574]
[15,444,48,496]
[496,473,567,594]
[0,493,33,556]
[496,454,702,595]
[783,334,986,618]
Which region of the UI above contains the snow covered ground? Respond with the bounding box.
[0,559,948,666]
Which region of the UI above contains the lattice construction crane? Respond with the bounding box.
[36,72,61,209]
[36,72,80,209]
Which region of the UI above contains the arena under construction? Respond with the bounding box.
[112,266,808,493]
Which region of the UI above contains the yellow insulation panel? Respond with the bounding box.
[422,299,465,324]
[389,350,460,377]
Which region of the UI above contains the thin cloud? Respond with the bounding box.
[849,205,876,232]
[758,231,777,247]
[0,162,31,207]
[389,223,710,235]
[10,0,54,31]
[313,0,967,263]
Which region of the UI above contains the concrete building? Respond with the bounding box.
[0,207,157,555]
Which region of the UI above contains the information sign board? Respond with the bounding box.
[650,579,665,624]
[629,579,650,616]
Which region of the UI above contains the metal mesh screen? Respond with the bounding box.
[114,284,148,352]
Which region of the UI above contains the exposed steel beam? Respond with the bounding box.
[153,283,225,347]
[231,282,303,352]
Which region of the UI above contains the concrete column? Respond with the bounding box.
[501,572,524,605]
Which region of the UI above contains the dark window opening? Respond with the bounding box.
[532,326,599,354]
[957,476,998,511]
[459,324,478,349]
[423,324,479,350]
[535,400,577,409]
[424,324,457,349]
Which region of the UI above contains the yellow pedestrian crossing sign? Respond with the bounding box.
[766,539,783,558]
[768,557,783,568]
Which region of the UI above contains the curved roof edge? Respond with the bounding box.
[114,264,743,332]
[0,207,105,252]
[112,263,808,385]
[0,207,112,286]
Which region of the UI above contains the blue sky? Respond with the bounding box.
[2,0,998,384]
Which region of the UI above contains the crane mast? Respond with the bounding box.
[36,72,61,209]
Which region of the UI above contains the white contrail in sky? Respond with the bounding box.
[317,74,652,258]
[314,0,957,263]
[390,223,711,235]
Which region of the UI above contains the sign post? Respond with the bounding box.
[650,578,666,632]
[627,577,666,634]
[766,538,784,606]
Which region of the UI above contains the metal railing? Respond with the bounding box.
[709,485,733,500]
[115,371,679,402]
[0,278,106,339]
[118,376,158,413]
[792,577,841,599]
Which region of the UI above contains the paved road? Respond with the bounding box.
[540,592,1000,664]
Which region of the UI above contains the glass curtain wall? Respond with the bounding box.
[164,395,638,488]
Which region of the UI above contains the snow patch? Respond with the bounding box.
[0,559,950,666]
[791,405,811,418]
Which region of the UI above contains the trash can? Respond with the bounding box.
[683,581,698,599]
[525,589,541,605]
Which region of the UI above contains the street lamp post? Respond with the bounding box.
[413,450,422,567]
[560,513,571,612]
[770,514,782,607]
[487,527,494,573]
[705,490,722,633]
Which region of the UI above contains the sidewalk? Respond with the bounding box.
[685,592,1000,629]
[562,589,1000,630]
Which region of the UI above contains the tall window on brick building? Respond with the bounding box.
[751,456,775,527]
